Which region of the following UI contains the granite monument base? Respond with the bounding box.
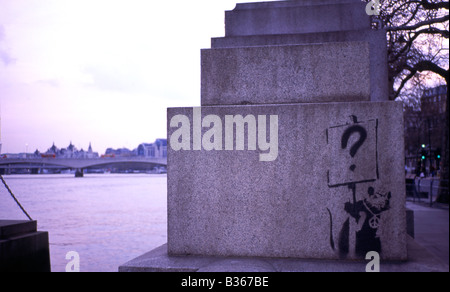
[167,101,407,260]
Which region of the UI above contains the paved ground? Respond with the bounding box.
[120,201,449,272]
[406,200,449,269]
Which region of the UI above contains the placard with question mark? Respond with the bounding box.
[327,117,379,187]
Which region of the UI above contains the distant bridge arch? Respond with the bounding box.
[0,157,167,170]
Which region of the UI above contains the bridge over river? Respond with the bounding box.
[0,157,167,176]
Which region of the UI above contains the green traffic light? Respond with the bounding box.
[421,155,426,160]
[437,155,441,159]
[421,144,426,148]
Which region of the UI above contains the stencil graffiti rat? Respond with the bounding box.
[327,186,391,258]
[345,186,391,257]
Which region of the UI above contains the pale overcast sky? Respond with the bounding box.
[0,0,277,154]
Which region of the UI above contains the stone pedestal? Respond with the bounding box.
[166,0,406,261]
[122,0,409,271]
[0,220,51,272]
[209,0,389,103]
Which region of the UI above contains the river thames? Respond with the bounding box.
[0,173,167,272]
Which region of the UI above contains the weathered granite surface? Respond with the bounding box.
[210,29,389,103]
[167,101,406,260]
[224,0,369,37]
[201,42,371,105]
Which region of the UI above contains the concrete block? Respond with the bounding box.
[118,245,216,272]
[211,29,389,102]
[225,0,370,37]
[201,42,371,106]
[0,220,51,272]
[0,220,37,239]
[119,237,448,272]
[167,101,407,260]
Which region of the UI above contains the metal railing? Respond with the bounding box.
[406,177,449,207]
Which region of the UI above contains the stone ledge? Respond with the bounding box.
[225,1,369,37]
[0,220,37,239]
[0,221,51,272]
[233,0,363,10]
[118,237,449,272]
[201,42,371,105]
[210,29,388,103]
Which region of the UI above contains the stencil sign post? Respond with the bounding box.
[327,119,378,187]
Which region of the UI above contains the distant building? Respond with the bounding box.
[77,143,99,159]
[104,147,136,157]
[102,139,167,159]
[137,139,167,158]
[44,142,99,159]
[404,85,447,175]
[45,143,60,156]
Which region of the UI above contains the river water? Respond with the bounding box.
[0,173,167,272]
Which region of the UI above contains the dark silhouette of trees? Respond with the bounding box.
[371,0,448,201]
[370,0,448,101]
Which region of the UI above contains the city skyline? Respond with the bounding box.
[1,139,167,156]
[0,0,277,155]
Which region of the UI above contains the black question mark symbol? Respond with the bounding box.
[341,125,367,172]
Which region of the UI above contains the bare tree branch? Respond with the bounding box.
[420,0,450,10]
[386,15,450,31]
[394,61,449,99]
[414,60,449,80]
[380,0,449,100]
[389,27,449,64]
